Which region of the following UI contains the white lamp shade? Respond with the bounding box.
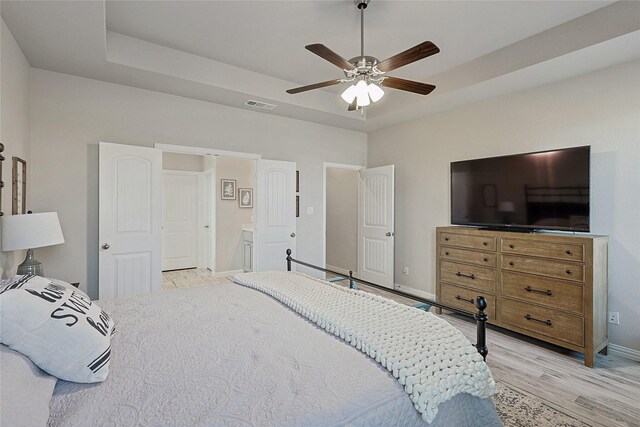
[356,94,370,107]
[341,85,358,103]
[367,83,384,102]
[355,80,368,98]
[1,212,65,251]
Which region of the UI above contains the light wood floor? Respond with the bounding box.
[163,269,640,427]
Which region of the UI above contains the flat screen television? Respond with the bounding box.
[451,146,590,232]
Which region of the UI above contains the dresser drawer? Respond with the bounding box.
[440,233,496,251]
[501,255,585,283]
[501,272,584,315]
[500,299,584,347]
[501,238,585,262]
[440,247,497,268]
[440,283,496,321]
[440,260,496,293]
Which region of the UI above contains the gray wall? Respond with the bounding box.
[0,19,30,278]
[368,60,640,352]
[28,68,366,298]
[326,168,358,272]
[215,156,253,272]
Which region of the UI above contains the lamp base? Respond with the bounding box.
[17,248,44,276]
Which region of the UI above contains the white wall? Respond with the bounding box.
[28,69,366,298]
[326,168,358,272]
[368,60,640,352]
[0,18,30,278]
[215,156,253,272]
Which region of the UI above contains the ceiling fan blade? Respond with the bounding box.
[286,79,342,94]
[376,41,440,73]
[306,44,356,71]
[347,99,357,111]
[381,76,436,95]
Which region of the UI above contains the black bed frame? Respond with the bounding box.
[285,249,489,361]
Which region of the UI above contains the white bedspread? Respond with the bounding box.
[233,271,495,423]
[49,282,501,427]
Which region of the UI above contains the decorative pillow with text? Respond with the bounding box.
[0,275,115,383]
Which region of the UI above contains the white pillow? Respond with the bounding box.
[0,275,115,383]
[2,275,90,300]
[0,344,58,427]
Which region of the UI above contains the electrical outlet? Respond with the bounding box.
[608,311,620,325]
[402,267,409,275]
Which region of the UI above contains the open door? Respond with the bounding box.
[255,159,296,271]
[99,142,162,299]
[357,165,395,288]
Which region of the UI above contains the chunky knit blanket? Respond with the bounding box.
[232,271,495,423]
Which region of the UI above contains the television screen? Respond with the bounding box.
[451,146,590,232]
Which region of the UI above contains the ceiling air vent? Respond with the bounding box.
[244,100,277,110]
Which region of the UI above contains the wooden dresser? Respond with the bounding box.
[436,226,608,367]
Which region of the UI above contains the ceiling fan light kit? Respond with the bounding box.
[286,0,440,112]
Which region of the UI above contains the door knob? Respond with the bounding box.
[204,225,209,229]
[290,233,296,238]
[386,232,393,237]
[102,243,110,250]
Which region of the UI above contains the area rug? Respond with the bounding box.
[493,382,589,427]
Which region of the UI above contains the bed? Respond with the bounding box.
[1,268,500,426]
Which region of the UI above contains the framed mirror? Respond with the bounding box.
[12,156,26,215]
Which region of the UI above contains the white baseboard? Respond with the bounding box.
[608,343,640,363]
[325,265,355,277]
[393,284,436,300]
[212,269,243,278]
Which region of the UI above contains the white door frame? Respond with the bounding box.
[322,162,365,277]
[155,143,262,160]
[201,168,215,271]
[155,143,262,274]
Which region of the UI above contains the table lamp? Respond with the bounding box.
[1,212,65,276]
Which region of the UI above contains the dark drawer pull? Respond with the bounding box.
[444,237,449,241]
[483,257,489,262]
[455,272,475,280]
[566,269,572,275]
[524,314,552,326]
[525,286,552,296]
[565,249,573,255]
[445,251,450,256]
[483,241,488,246]
[509,261,515,266]
[509,244,515,249]
[455,295,474,304]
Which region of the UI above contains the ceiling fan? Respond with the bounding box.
[286,0,440,112]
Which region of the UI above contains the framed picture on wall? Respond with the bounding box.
[12,157,27,215]
[221,179,236,200]
[239,188,253,208]
[296,171,300,193]
[296,196,300,218]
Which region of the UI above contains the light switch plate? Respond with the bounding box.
[306,207,314,215]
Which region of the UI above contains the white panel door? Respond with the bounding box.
[99,142,162,299]
[358,165,395,288]
[255,159,296,271]
[162,171,199,271]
